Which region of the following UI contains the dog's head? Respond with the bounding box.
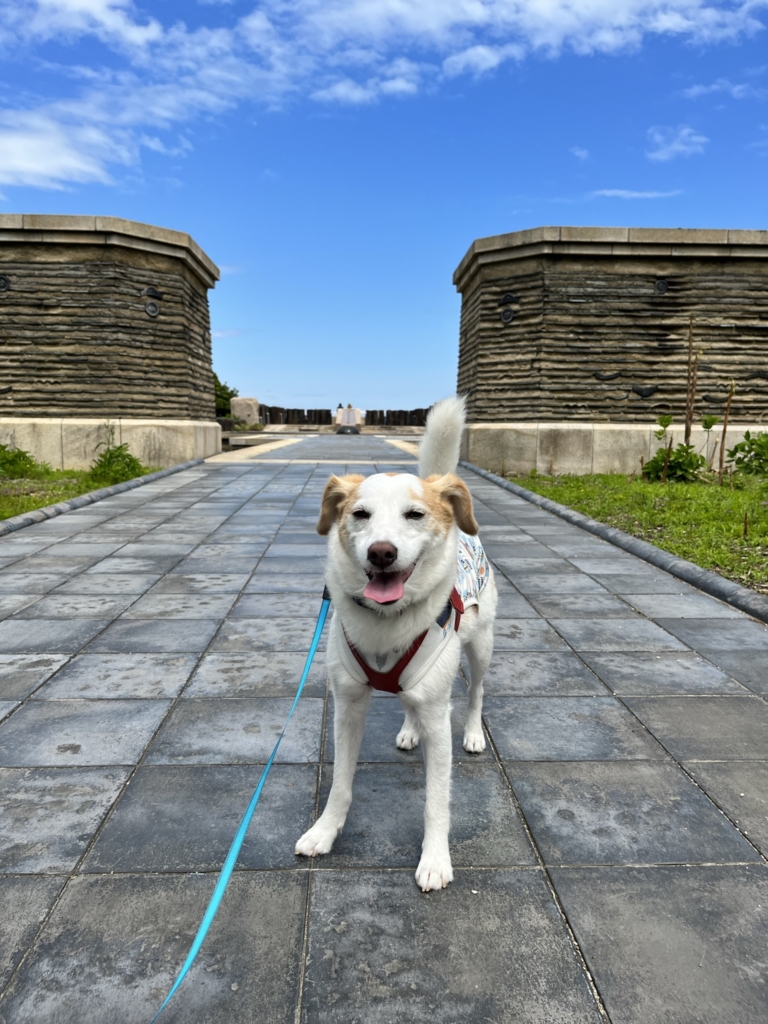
[317,472,477,611]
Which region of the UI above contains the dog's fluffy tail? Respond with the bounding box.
[418,396,466,477]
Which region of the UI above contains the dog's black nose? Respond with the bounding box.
[368,542,398,570]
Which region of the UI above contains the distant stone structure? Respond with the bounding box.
[230,397,260,426]
[0,215,221,467]
[454,226,768,473]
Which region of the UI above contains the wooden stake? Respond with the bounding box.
[719,381,735,484]
[744,511,749,539]
[661,437,673,484]
[684,317,695,445]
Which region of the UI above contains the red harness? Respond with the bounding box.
[346,588,464,694]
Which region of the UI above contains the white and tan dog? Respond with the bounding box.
[295,396,497,891]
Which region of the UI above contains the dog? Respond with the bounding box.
[295,396,497,891]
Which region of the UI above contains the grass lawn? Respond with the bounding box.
[0,471,116,521]
[508,472,768,594]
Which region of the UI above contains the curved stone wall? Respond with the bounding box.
[454,227,768,423]
[0,215,219,420]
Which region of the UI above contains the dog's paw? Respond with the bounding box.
[463,728,486,753]
[415,849,453,892]
[396,725,420,750]
[294,821,338,858]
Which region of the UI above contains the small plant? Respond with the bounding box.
[643,443,706,483]
[654,415,673,440]
[0,444,49,479]
[90,429,148,486]
[701,415,720,433]
[727,431,768,476]
[214,373,238,417]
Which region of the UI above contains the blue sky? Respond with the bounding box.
[1,1,767,411]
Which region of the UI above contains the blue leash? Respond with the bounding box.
[148,590,331,1023]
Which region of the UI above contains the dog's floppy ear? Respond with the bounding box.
[429,473,479,535]
[317,474,365,535]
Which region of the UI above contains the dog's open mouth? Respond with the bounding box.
[363,563,416,605]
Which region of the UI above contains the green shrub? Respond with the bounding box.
[727,431,768,476]
[89,440,148,486]
[642,443,706,483]
[214,373,238,417]
[0,444,50,479]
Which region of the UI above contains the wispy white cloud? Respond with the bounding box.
[0,0,764,188]
[592,188,683,197]
[646,124,709,160]
[684,76,766,98]
[571,145,589,160]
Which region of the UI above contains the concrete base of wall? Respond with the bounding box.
[0,418,221,470]
[461,422,764,476]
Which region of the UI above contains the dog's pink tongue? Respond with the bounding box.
[363,573,405,604]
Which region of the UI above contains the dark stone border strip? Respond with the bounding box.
[0,459,205,537]
[461,459,768,626]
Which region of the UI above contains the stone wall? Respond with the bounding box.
[0,215,219,420]
[454,227,768,424]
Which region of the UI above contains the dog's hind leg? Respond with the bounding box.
[396,708,420,750]
[295,681,371,858]
[463,622,493,753]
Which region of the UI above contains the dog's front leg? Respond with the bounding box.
[295,681,371,858]
[412,700,453,891]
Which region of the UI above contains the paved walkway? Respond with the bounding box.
[0,434,766,1024]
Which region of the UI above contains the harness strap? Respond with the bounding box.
[347,628,429,693]
[346,587,465,694]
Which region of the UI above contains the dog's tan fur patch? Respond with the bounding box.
[317,474,365,536]
[422,473,479,535]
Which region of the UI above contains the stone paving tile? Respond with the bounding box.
[36,653,198,699]
[623,592,745,619]
[87,618,220,653]
[149,573,251,594]
[550,618,687,652]
[550,865,768,1024]
[510,573,611,595]
[55,573,161,595]
[487,697,666,761]
[625,696,768,759]
[315,762,536,868]
[0,573,71,593]
[13,594,137,619]
[693,649,768,696]
[591,572,703,595]
[527,593,640,619]
[0,766,129,872]
[656,616,768,650]
[0,872,307,1024]
[509,761,758,866]
[0,618,110,654]
[244,574,326,594]
[145,697,324,764]
[186,651,327,698]
[230,592,324,618]
[251,557,326,575]
[0,701,17,720]
[9,555,100,574]
[121,592,237,619]
[85,555,183,575]
[580,652,748,695]
[303,870,603,1024]
[0,654,68,700]
[0,876,66,988]
[471,651,608,696]
[0,699,171,766]
[83,764,317,872]
[490,619,569,650]
[211,617,327,652]
[684,761,768,857]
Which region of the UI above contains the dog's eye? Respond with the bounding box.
[405,510,425,521]
[352,509,370,520]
